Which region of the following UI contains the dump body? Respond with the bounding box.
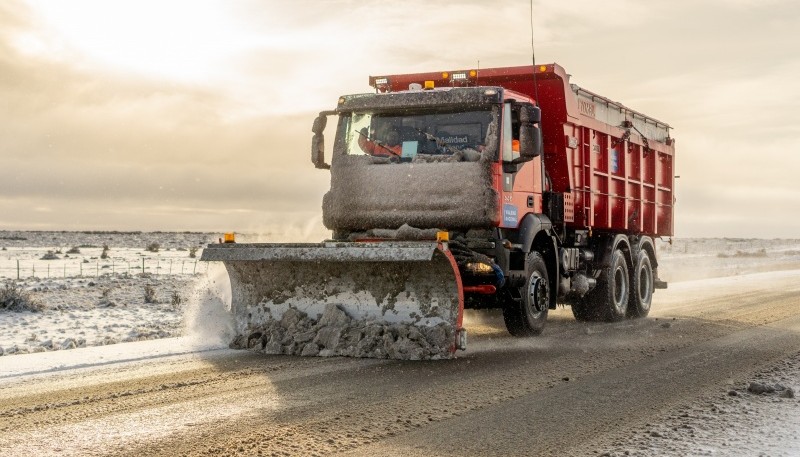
[373,64,675,237]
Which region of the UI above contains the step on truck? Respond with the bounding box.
[201,63,675,360]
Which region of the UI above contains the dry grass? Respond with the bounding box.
[718,248,768,259]
[0,282,44,312]
[144,285,158,303]
[40,250,59,260]
[170,291,182,309]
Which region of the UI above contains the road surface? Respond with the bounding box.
[1,270,799,456]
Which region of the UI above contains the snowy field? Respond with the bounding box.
[0,231,225,356]
[657,237,800,282]
[2,231,800,357]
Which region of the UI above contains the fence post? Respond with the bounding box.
[142,258,145,275]
[181,261,185,274]
[157,258,160,275]
[47,264,50,279]
[128,262,131,275]
[64,262,66,278]
[112,259,115,275]
[193,260,197,274]
[169,259,173,275]
[17,259,20,280]
[32,264,35,278]
[96,261,99,277]
[80,261,83,277]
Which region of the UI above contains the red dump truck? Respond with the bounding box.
[202,63,675,360]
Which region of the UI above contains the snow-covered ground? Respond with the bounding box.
[2,232,800,358]
[657,237,800,282]
[592,351,800,457]
[1,231,799,455]
[0,231,236,357]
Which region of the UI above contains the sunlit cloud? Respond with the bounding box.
[1,0,799,237]
[15,0,254,81]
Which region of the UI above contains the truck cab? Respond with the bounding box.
[314,85,544,231]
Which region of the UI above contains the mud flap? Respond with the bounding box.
[201,242,465,360]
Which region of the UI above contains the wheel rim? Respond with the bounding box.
[527,273,549,313]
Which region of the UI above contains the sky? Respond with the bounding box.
[1,0,798,238]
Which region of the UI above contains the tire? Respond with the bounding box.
[502,251,549,336]
[628,250,653,318]
[570,249,629,322]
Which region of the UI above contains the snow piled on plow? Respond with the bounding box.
[232,303,454,360]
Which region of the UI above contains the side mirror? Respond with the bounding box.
[312,113,327,135]
[518,104,542,160]
[311,112,331,169]
[519,124,542,159]
[519,105,541,124]
[311,133,329,169]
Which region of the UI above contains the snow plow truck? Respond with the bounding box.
[201,63,675,360]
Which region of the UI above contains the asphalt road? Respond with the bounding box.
[1,270,799,456]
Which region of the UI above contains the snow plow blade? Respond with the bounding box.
[200,242,465,360]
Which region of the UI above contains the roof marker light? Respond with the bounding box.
[469,70,477,77]
[442,72,449,79]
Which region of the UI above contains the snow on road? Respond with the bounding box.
[585,268,800,456]
[588,351,800,457]
[0,336,229,379]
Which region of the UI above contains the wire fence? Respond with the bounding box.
[0,258,210,280]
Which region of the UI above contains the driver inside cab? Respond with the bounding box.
[358,124,402,158]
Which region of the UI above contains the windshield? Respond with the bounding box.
[343,109,496,162]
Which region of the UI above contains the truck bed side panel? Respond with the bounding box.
[477,65,675,237]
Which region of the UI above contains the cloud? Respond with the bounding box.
[0,5,330,231]
[2,0,800,238]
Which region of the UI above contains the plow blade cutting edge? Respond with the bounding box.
[201,242,465,360]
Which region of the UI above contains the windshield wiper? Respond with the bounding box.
[356,128,399,156]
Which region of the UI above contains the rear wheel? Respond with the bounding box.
[503,251,549,336]
[571,248,629,322]
[628,251,653,318]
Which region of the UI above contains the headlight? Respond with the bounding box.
[465,262,495,274]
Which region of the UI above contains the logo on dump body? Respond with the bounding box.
[503,204,518,227]
[579,99,596,118]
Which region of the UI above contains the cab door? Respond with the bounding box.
[499,102,543,228]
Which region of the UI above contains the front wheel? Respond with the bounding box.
[503,252,549,336]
